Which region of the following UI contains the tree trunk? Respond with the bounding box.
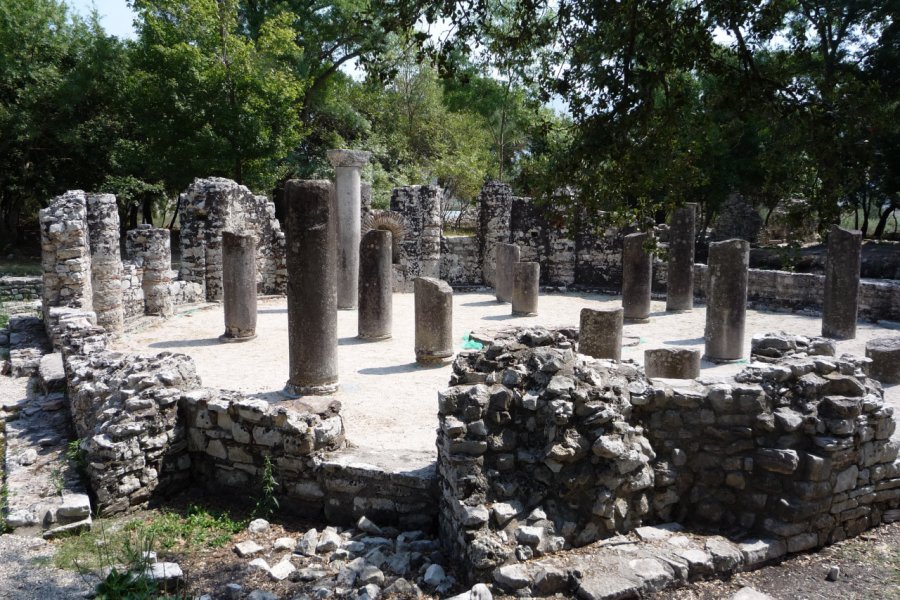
[873,201,898,239]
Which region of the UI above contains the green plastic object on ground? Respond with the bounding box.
[461,332,484,350]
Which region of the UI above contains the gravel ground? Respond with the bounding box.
[0,528,94,599]
[113,291,900,457]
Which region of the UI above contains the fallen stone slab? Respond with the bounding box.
[38,352,66,394]
[732,587,776,600]
[144,562,184,592]
[43,516,92,539]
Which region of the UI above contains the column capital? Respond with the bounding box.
[327,149,371,168]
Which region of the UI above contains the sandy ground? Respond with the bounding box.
[113,291,900,457]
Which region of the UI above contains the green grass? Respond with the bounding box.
[53,505,246,572]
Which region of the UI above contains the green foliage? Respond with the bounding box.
[253,456,280,519]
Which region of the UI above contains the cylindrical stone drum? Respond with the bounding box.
[283,180,339,396]
[579,307,624,360]
[495,243,520,303]
[666,203,696,312]
[512,262,539,316]
[358,229,392,340]
[865,337,900,384]
[220,231,257,342]
[622,232,652,323]
[822,225,861,340]
[414,277,453,363]
[644,348,701,379]
[704,238,749,362]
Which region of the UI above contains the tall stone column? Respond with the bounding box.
[704,239,749,362]
[495,243,520,303]
[220,231,257,343]
[126,225,173,317]
[622,232,652,323]
[579,308,623,360]
[478,182,514,287]
[666,203,696,312]
[358,229,392,340]
[86,193,124,334]
[39,191,93,320]
[327,149,371,310]
[284,180,339,396]
[822,225,861,340]
[414,277,453,363]
[512,262,540,316]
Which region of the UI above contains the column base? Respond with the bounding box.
[625,317,651,324]
[415,350,454,365]
[512,311,538,317]
[358,333,392,341]
[702,354,745,364]
[283,380,339,398]
[665,308,693,314]
[219,333,257,343]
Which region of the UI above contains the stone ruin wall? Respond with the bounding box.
[39,191,94,321]
[179,177,287,301]
[0,275,42,303]
[390,185,443,292]
[437,327,900,580]
[47,311,434,527]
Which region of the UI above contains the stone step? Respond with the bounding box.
[3,383,90,535]
[38,352,66,395]
[7,315,51,378]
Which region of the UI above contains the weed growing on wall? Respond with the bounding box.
[253,456,280,520]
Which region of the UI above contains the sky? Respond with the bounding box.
[67,0,137,39]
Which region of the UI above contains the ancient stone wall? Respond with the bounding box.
[390,185,443,292]
[179,178,287,300]
[0,276,41,302]
[39,191,93,321]
[438,327,669,580]
[121,263,145,320]
[478,182,515,288]
[693,265,900,322]
[440,236,482,286]
[437,326,900,580]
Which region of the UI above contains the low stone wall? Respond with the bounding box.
[121,263,145,320]
[441,236,482,286]
[437,326,900,581]
[0,275,41,302]
[694,265,900,322]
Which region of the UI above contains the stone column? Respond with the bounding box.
[622,232,652,323]
[327,149,371,310]
[39,191,93,320]
[579,307,623,360]
[666,203,696,312]
[126,225,173,317]
[704,239,749,362]
[284,180,339,396]
[220,231,257,343]
[644,348,701,379]
[495,243,520,303]
[512,262,540,316]
[865,337,900,384]
[478,182,514,287]
[358,229,392,340]
[822,225,862,340]
[414,277,453,363]
[85,193,124,333]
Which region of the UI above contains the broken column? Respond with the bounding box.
[822,225,862,340]
[495,243,520,303]
[327,149,371,310]
[39,191,94,320]
[358,229,392,340]
[622,232,652,323]
[704,238,749,362]
[644,348,701,379]
[284,180,339,396]
[414,277,453,363]
[865,337,900,384]
[220,231,257,343]
[579,307,623,360]
[512,262,540,316]
[666,203,696,312]
[125,225,173,317]
[86,194,125,334]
